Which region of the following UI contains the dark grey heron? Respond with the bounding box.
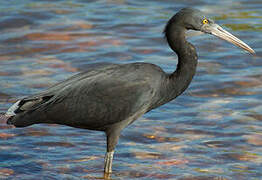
[3,8,254,174]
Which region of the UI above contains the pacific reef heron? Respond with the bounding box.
[3,8,255,173]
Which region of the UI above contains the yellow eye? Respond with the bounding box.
[202,19,208,24]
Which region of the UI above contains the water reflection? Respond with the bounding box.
[0,0,261,179]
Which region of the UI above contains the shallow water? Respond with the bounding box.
[0,0,262,179]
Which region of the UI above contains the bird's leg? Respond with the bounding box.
[104,151,114,174]
[104,131,120,174]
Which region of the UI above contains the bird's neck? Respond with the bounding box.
[164,25,198,102]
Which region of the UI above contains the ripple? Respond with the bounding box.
[0,0,261,179]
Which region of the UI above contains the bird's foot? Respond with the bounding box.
[103,172,112,179]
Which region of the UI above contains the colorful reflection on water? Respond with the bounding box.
[0,0,261,179]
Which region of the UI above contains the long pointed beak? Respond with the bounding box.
[201,23,255,54]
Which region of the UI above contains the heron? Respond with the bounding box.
[3,8,254,174]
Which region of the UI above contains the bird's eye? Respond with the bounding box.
[202,19,209,24]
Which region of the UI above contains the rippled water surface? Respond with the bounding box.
[0,0,262,179]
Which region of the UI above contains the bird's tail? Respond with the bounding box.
[5,115,16,126]
[5,113,37,128]
[0,112,12,125]
[4,100,35,127]
[0,100,18,126]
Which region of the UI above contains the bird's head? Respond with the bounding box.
[165,7,255,54]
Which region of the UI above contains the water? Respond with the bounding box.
[0,0,261,179]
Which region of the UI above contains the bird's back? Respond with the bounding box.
[7,62,167,130]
